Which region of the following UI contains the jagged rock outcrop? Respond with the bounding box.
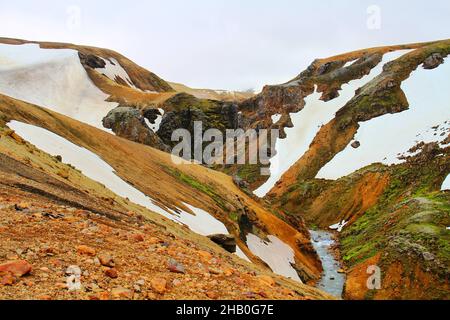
[207,234,237,253]
[157,93,242,148]
[103,106,170,152]
[78,52,106,69]
[422,52,445,69]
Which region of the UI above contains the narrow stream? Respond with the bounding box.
[309,230,346,298]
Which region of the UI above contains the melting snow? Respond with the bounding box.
[144,108,165,132]
[329,220,348,232]
[342,59,357,68]
[235,247,251,262]
[442,174,450,191]
[7,121,229,237]
[174,203,228,236]
[0,44,117,131]
[317,57,450,180]
[246,234,302,282]
[271,113,282,124]
[254,50,414,197]
[96,58,138,90]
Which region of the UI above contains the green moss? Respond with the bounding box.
[163,166,228,210]
[342,241,379,265]
[236,164,261,183]
[406,223,442,235]
[229,211,239,222]
[164,93,218,112]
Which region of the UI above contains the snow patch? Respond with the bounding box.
[442,174,450,191]
[145,108,165,132]
[271,113,282,124]
[254,50,414,197]
[317,57,450,180]
[174,203,228,236]
[246,234,302,282]
[7,121,229,237]
[329,220,348,233]
[235,247,251,262]
[0,44,117,131]
[342,59,358,68]
[96,58,138,89]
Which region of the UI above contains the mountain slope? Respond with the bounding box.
[0,92,322,285]
[0,125,331,300]
[169,82,255,102]
[242,40,450,299]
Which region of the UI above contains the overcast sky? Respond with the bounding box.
[1,0,449,91]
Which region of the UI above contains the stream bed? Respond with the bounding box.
[309,230,346,298]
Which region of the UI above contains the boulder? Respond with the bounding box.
[102,106,170,152]
[98,254,115,267]
[351,141,361,149]
[167,259,185,274]
[0,260,32,277]
[105,268,119,279]
[76,245,96,256]
[422,53,444,70]
[207,234,237,253]
[150,278,167,294]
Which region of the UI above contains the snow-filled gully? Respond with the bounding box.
[7,121,304,282]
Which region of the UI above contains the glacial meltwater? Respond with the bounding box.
[309,230,346,298]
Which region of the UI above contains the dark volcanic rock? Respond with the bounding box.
[233,175,250,190]
[143,108,163,124]
[207,234,237,253]
[78,52,106,69]
[422,53,444,70]
[102,106,170,152]
[157,93,241,149]
[351,141,361,149]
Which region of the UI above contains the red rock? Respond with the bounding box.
[76,245,96,256]
[151,278,167,294]
[89,292,110,301]
[168,259,185,274]
[111,287,133,299]
[97,292,111,300]
[0,260,32,277]
[206,291,219,299]
[105,268,119,279]
[1,274,16,286]
[130,233,145,242]
[98,254,115,267]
